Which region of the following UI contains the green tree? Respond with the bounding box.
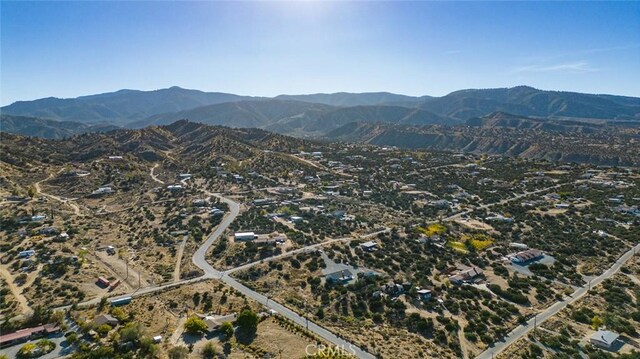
[168,346,190,359]
[98,297,108,310]
[236,309,258,334]
[184,316,208,335]
[17,343,36,358]
[201,341,217,359]
[592,316,604,330]
[220,321,234,339]
[96,324,112,336]
[27,187,36,199]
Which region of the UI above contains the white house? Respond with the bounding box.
[234,232,257,241]
[360,241,378,252]
[589,330,620,350]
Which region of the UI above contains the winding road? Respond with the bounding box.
[190,192,377,358]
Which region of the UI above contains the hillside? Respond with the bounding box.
[1,86,258,125]
[0,114,119,139]
[3,85,639,138]
[130,100,334,129]
[419,86,640,121]
[0,120,310,167]
[135,100,459,136]
[275,92,429,107]
[326,120,640,166]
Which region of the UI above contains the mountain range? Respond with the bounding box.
[2,86,639,137]
[2,86,640,165]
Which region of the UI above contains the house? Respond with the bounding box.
[96,277,111,287]
[203,313,237,332]
[511,249,544,264]
[381,283,405,295]
[290,216,303,223]
[362,190,373,198]
[417,289,432,300]
[192,199,207,207]
[253,198,275,206]
[325,269,354,284]
[179,173,192,179]
[360,241,378,252]
[91,187,113,196]
[39,227,58,235]
[57,232,70,241]
[18,250,36,259]
[485,215,514,223]
[0,324,60,348]
[110,296,132,306]
[93,314,119,327]
[167,184,183,191]
[449,266,484,285]
[234,232,257,241]
[153,335,162,343]
[589,330,620,350]
[31,215,46,222]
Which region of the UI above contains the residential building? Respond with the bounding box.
[590,330,620,350]
[449,266,484,285]
[511,249,544,264]
[325,269,354,284]
[360,241,378,252]
[234,232,257,241]
[94,314,119,327]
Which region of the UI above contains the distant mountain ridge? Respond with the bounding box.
[2,85,639,139]
[418,86,640,121]
[2,86,259,125]
[0,114,119,139]
[325,119,640,166]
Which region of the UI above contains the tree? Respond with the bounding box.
[168,346,190,359]
[97,324,112,336]
[201,341,217,359]
[98,297,108,310]
[184,316,208,335]
[27,187,36,199]
[119,322,142,342]
[49,310,65,327]
[220,321,234,339]
[592,316,604,330]
[66,332,79,344]
[236,309,258,334]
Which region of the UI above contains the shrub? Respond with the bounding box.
[184,316,208,335]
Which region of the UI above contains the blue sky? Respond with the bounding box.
[1,1,639,105]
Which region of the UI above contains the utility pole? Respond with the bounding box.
[125,259,129,280]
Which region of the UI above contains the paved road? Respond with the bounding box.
[475,243,640,359]
[190,192,376,358]
[49,186,377,357]
[221,274,376,359]
[191,193,240,278]
[226,228,389,275]
[438,181,580,223]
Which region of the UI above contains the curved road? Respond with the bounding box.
[192,192,376,359]
[50,182,376,357]
[475,243,640,359]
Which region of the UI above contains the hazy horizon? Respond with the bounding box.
[2,1,640,106]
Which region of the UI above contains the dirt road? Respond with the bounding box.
[0,265,33,316]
